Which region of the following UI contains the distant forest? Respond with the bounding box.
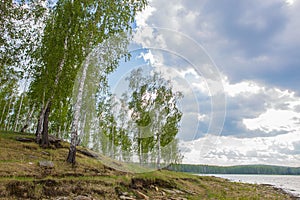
[168,164,300,175]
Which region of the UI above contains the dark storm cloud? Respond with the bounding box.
[203,0,288,57]
[179,0,300,93]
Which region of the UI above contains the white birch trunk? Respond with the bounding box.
[138,128,142,165]
[0,100,8,126]
[67,55,90,163]
[14,93,24,131]
[4,96,14,130]
[7,96,17,131]
[63,122,67,138]
[111,130,114,158]
[21,103,35,132]
[156,108,163,169]
[157,133,161,168]
[58,125,61,138]
[77,113,86,146]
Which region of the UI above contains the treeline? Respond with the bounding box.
[168,164,300,175]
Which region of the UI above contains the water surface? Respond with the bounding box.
[199,174,300,198]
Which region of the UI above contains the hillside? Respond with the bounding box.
[0,131,297,200]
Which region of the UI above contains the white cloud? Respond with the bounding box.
[139,50,156,65]
[192,82,211,96]
[285,0,296,5]
[180,132,300,166]
[243,109,300,133]
[177,68,200,79]
[223,77,263,97]
[198,113,207,122]
[238,86,300,133]
[135,4,156,27]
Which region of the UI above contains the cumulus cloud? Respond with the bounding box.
[243,109,300,133]
[222,79,300,137]
[180,132,300,167]
[223,77,263,97]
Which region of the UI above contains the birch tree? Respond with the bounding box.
[127,69,152,164]
[126,68,183,167]
[65,0,147,164]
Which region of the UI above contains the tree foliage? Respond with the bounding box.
[126,67,183,167]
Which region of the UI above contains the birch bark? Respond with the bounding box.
[67,56,90,163]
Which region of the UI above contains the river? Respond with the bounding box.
[198,174,300,198]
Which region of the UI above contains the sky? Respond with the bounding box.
[109,0,300,167]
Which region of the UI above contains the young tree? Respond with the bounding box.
[94,92,117,156]
[126,68,183,167]
[150,79,183,168]
[117,94,133,162]
[127,68,153,164]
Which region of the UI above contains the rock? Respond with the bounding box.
[181,189,195,194]
[173,189,185,194]
[55,197,68,200]
[162,188,176,194]
[135,190,149,200]
[122,192,129,196]
[74,195,93,200]
[29,155,38,159]
[41,151,50,156]
[150,185,159,192]
[119,195,136,200]
[39,160,54,168]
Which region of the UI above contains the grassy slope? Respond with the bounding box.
[0,131,296,200]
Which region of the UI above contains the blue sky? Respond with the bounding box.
[109,0,300,166]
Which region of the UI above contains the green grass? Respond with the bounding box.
[0,131,296,200]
